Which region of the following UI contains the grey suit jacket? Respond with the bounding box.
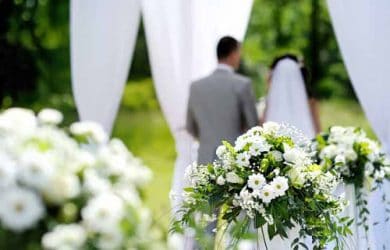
[186,69,258,164]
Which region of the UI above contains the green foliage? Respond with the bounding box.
[121,78,159,111]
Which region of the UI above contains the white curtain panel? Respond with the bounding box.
[71,0,141,133]
[327,0,390,248]
[142,0,253,214]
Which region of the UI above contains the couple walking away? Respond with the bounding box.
[186,36,319,166]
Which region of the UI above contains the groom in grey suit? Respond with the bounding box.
[186,36,258,165]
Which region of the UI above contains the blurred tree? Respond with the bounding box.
[243,0,355,99]
[0,0,356,109]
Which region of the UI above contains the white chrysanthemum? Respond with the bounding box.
[234,136,247,151]
[216,145,228,159]
[0,153,17,188]
[19,151,54,190]
[0,187,44,232]
[37,109,63,125]
[239,188,253,204]
[249,140,271,156]
[185,162,210,187]
[42,223,86,250]
[70,121,108,144]
[226,172,243,184]
[0,108,37,134]
[43,174,81,204]
[114,184,141,207]
[122,161,152,187]
[236,152,250,167]
[258,185,276,204]
[270,176,289,197]
[82,193,124,233]
[83,169,111,194]
[247,173,266,190]
[97,228,123,250]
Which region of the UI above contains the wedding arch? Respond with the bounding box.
[70,0,390,247]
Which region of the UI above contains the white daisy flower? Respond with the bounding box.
[236,152,250,167]
[270,176,289,197]
[247,173,266,190]
[0,187,45,232]
[42,223,86,250]
[258,184,276,204]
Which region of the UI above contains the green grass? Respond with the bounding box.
[319,98,375,138]
[110,98,374,230]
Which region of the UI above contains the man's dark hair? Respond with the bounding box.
[217,36,239,60]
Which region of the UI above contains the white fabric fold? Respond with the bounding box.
[70,0,141,133]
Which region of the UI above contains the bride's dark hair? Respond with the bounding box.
[270,53,314,98]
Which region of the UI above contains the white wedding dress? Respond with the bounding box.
[265,58,315,139]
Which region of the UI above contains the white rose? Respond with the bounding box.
[270,150,283,162]
[345,149,358,161]
[216,176,226,185]
[287,168,306,188]
[262,122,280,134]
[226,172,243,184]
[283,147,306,165]
[335,154,346,165]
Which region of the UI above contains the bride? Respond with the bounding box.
[262,54,320,138]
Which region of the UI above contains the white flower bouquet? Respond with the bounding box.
[314,126,390,232]
[0,108,162,249]
[172,122,351,249]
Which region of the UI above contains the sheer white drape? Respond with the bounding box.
[70,0,141,133]
[327,0,390,248]
[142,0,253,215]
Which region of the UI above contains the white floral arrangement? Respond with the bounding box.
[314,126,390,233]
[0,108,163,249]
[172,122,351,249]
